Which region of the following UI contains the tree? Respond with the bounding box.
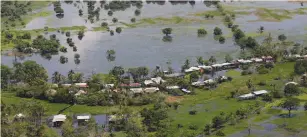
[79,9,83,16]
[59,46,67,53]
[52,71,62,84]
[116,27,122,33]
[280,98,299,117]
[131,18,136,23]
[72,73,83,83]
[246,79,253,89]
[59,56,68,64]
[197,28,207,36]
[304,102,307,111]
[211,115,224,129]
[227,22,233,28]
[106,49,116,62]
[196,56,203,65]
[112,18,118,23]
[181,59,190,71]
[78,31,84,40]
[278,34,287,42]
[259,26,264,33]
[213,27,222,35]
[110,30,115,36]
[135,9,141,16]
[225,54,233,63]
[14,61,48,86]
[68,70,75,83]
[284,83,300,96]
[108,10,113,16]
[162,28,172,36]
[209,56,216,64]
[110,66,125,78]
[74,53,80,59]
[233,29,245,40]
[204,123,211,135]
[65,31,70,37]
[1,65,13,89]
[219,36,225,44]
[294,60,307,75]
[101,22,108,27]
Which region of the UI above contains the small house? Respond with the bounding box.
[75,90,87,96]
[151,77,165,84]
[62,84,72,87]
[144,80,154,86]
[130,88,143,94]
[251,58,263,63]
[105,84,114,88]
[285,82,298,86]
[76,115,91,125]
[192,81,205,86]
[14,113,25,121]
[253,90,269,96]
[144,87,159,93]
[238,93,255,100]
[52,114,67,127]
[166,86,180,89]
[262,56,274,62]
[75,83,89,88]
[181,88,191,93]
[185,67,200,73]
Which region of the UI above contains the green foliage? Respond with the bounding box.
[112,18,118,23]
[278,34,287,41]
[1,65,13,89]
[14,61,48,86]
[116,27,122,33]
[162,28,172,36]
[197,28,207,36]
[219,36,225,44]
[213,27,222,35]
[32,35,61,54]
[279,97,300,117]
[284,83,300,96]
[101,22,108,27]
[225,54,233,63]
[294,60,307,75]
[257,65,269,74]
[233,29,245,40]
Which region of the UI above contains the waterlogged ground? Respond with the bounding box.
[1,1,307,77]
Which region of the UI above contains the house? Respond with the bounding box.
[130,88,143,94]
[120,83,141,88]
[75,90,87,96]
[151,77,165,84]
[198,65,212,70]
[76,115,91,125]
[251,58,263,63]
[144,80,154,86]
[14,113,25,121]
[181,88,191,93]
[192,81,205,86]
[62,84,72,87]
[238,93,255,100]
[52,114,67,127]
[166,86,180,89]
[237,59,253,64]
[204,79,215,84]
[164,73,184,78]
[75,83,89,88]
[185,67,200,73]
[253,90,269,96]
[285,82,298,85]
[262,56,274,62]
[144,87,159,93]
[105,84,114,88]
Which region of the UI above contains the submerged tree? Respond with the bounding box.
[108,10,113,16]
[197,28,207,37]
[112,18,118,23]
[131,18,136,23]
[162,28,172,36]
[78,31,84,40]
[280,97,299,117]
[106,49,116,62]
[116,27,122,34]
[213,27,222,35]
[278,34,287,42]
[219,36,225,44]
[135,9,141,16]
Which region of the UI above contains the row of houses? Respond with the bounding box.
[49,114,115,127]
[185,56,274,73]
[238,90,269,100]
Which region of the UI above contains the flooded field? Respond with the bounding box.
[2,1,307,77]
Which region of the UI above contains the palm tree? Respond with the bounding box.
[196,56,203,65]
[52,71,61,84]
[209,56,216,64]
[68,70,75,83]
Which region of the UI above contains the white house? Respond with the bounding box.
[285,82,298,85]
[130,88,143,94]
[238,93,255,100]
[166,86,180,89]
[181,88,191,93]
[192,81,205,86]
[185,67,200,73]
[253,90,269,96]
[52,114,67,127]
[144,87,159,93]
[77,115,91,122]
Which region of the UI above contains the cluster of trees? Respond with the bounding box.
[86,1,100,23]
[53,1,64,18]
[203,102,261,136]
[14,34,61,55]
[1,100,59,137]
[1,1,33,28]
[213,27,225,44]
[294,59,307,75]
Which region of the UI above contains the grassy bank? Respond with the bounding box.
[1,92,148,115]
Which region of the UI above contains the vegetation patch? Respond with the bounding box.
[254,8,292,22]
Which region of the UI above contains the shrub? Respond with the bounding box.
[216,130,225,136]
[188,124,198,130]
[189,110,197,115]
[258,81,266,86]
[262,94,272,102]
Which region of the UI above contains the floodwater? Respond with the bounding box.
[2,1,307,77]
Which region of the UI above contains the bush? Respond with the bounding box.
[216,130,225,136]
[258,81,266,86]
[189,110,197,115]
[188,124,198,130]
[262,94,272,102]
[241,70,252,75]
[257,65,269,74]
